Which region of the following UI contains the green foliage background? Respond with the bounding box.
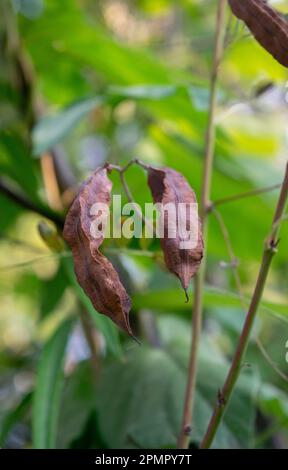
[0,0,287,449]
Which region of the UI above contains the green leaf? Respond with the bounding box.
[187,85,210,111]
[0,132,40,201]
[160,317,259,448]
[0,194,22,231]
[224,38,287,82]
[258,383,288,422]
[32,84,178,156]
[97,347,183,449]
[187,85,224,112]
[0,392,32,447]
[132,284,288,322]
[97,317,258,449]
[12,0,44,19]
[32,317,74,449]
[32,96,104,154]
[62,257,122,357]
[40,264,67,319]
[56,362,105,449]
[107,84,177,100]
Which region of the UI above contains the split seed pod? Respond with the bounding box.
[147,166,203,297]
[63,167,132,335]
[229,0,288,68]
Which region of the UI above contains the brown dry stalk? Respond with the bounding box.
[212,207,288,384]
[177,0,227,449]
[201,162,288,448]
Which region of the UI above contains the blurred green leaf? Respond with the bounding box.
[224,38,287,82]
[40,264,67,319]
[56,362,97,448]
[258,384,288,422]
[97,347,183,449]
[0,194,23,231]
[0,132,40,201]
[97,316,258,448]
[187,85,210,111]
[132,284,288,321]
[0,392,32,447]
[12,0,44,19]
[32,97,104,154]
[32,317,74,449]
[108,84,177,100]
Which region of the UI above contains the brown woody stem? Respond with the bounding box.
[177,0,227,449]
[201,162,288,448]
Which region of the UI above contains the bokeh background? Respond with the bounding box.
[0,0,288,449]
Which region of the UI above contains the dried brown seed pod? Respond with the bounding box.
[147,166,203,297]
[229,0,288,68]
[63,167,132,336]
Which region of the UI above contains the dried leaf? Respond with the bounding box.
[147,166,203,295]
[63,168,132,335]
[229,0,288,68]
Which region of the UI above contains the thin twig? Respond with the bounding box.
[106,247,160,258]
[0,252,71,271]
[212,183,281,208]
[177,0,227,449]
[255,338,288,383]
[120,172,140,214]
[107,160,155,235]
[213,208,239,276]
[201,162,288,448]
[0,254,64,271]
[0,234,45,253]
[0,247,160,271]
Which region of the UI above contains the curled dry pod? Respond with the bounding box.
[63,167,132,335]
[229,0,288,68]
[147,166,203,297]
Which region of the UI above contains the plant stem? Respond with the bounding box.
[177,0,227,449]
[212,182,281,208]
[201,162,288,449]
[212,206,288,383]
[0,178,64,230]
